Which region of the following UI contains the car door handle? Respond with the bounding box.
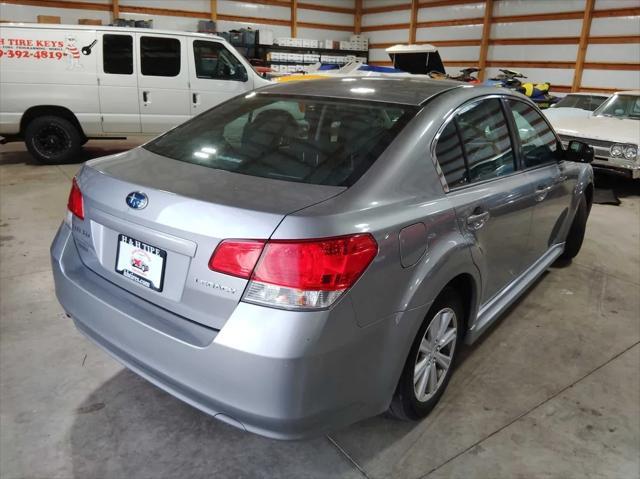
[192,92,200,106]
[466,211,490,230]
[535,184,552,202]
[143,91,150,104]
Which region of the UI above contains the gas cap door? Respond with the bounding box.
[399,222,427,268]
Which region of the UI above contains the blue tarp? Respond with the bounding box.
[358,65,404,73]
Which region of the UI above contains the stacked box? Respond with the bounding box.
[242,29,256,45]
[37,15,61,24]
[78,19,102,25]
[197,20,216,33]
[257,29,273,45]
[134,20,152,28]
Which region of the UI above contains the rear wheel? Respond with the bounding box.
[24,115,82,164]
[389,287,464,420]
[561,195,589,260]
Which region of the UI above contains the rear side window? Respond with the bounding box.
[507,99,559,168]
[103,34,133,74]
[456,99,515,183]
[145,95,417,187]
[434,121,466,188]
[141,36,180,77]
[193,40,247,82]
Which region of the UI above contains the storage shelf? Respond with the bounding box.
[254,44,368,56]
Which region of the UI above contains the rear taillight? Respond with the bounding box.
[67,177,84,220]
[209,234,378,310]
[209,240,266,278]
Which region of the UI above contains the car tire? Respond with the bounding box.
[388,287,464,421]
[561,195,589,260]
[24,115,83,164]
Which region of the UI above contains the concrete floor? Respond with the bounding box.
[1,140,639,479]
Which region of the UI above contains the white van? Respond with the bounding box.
[0,23,270,163]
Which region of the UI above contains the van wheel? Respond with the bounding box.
[388,287,464,420]
[561,195,588,260]
[24,115,82,164]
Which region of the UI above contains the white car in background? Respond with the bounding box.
[547,91,640,179]
[544,92,608,121]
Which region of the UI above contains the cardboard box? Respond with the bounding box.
[37,15,61,24]
[258,29,274,45]
[197,20,216,32]
[78,19,102,25]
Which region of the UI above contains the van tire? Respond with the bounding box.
[561,195,588,260]
[24,115,83,164]
[388,287,464,421]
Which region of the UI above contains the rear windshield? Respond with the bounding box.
[144,94,417,187]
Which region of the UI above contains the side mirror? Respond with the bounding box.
[566,140,594,164]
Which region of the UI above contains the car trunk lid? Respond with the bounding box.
[71,147,345,330]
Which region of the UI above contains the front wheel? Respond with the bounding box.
[24,115,83,164]
[388,287,464,420]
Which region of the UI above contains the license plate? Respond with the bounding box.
[115,234,166,292]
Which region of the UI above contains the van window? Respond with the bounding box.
[103,34,133,74]
[140,36,180,77]
[193,41,248,82]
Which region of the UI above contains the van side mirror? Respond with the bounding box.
[566,140,594,163]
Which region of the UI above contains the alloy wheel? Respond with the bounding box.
[413,307,458,402]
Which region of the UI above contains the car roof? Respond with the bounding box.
[257,76,464,106]
[564,92,609,97]
[1,22,225,41]
[615,90,640,95]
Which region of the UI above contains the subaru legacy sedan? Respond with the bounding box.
[51,77,594,439]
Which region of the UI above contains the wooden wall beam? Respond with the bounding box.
[478,0,493,81]
[572,0,595,92]
[354,0,362,35]
[415,17,483,28]
[291,0,297,37]
[491,36,579,45]
[589,35,640,44]
[298,2,355,14]
[112,0,119,19]
[1,0,110,11]
[362,22,410,32]
[584,62,640,71]
[296,21,353,32]
[210,0,217,21]
[239,0,289,7]
[592,7,640,18]
[370,39,481,49]
[409,0,418,44]
[486,60,576,69]
[419,0,483,7]
[362,3,410,15]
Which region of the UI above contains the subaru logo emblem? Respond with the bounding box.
[126,191,148,210]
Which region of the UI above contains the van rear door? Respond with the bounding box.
[187,38,254,115]
[97,32,141,133]
[136,33,190,134]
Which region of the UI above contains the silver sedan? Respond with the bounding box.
[51,77,594,439]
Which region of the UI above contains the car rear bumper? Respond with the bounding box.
[51,224,426,439]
